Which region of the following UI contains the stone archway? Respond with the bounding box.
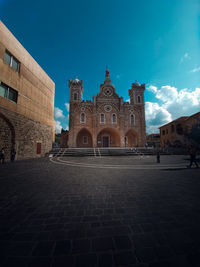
[0,112,15,160]
[97,128,120,147]
[125,129,138,147]
[76,128,93,147]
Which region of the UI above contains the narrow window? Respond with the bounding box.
[137,95,141,103]
[130,114,134,125]
[100,113,105,123]
[4,50,20,72]
[162,130,165,135]
[171,125,174,133]
[83,136,88,144]
[74,92,78,100]
[80,112,85,123]
[112,113,117,124]
[0,82,18,103]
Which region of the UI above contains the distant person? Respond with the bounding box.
[10,148,16,162]
[0,148,5,164]
[156,151,160,163]
[187,145,199,168]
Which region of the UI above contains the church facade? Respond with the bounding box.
[68,70,146,148]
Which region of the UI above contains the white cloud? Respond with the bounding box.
[145,85,200,133]
[55,120,62,133]
[180,52,190,63]
[190,67,200,73]
[145,102,172,133]
[65,103,70,112]
[147,85,157,94]
[54,107,64,119]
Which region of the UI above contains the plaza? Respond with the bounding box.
[0,155,200,267]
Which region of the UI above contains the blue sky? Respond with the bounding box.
[1,0,200,133]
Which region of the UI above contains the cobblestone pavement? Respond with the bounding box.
[0,156,200,267]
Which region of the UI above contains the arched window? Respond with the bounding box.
[130,114,134,125]
[73,92,78,101]
[112,113,117,124]
[80,112,86,123]
[100,113,105,123]
[137,95,141,103]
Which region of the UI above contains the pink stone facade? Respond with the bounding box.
[68,70,146,148]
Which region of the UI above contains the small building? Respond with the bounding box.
[60,129,68,148]
[0,21,55,160]
[159,112,200,148]
[146,133,160,147]
[68,69,146,148]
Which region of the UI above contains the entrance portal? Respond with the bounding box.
[97,128,120,147]
[102,136,109,147]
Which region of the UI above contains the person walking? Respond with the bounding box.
[0,148,5,164]
[10,147,16,162]
[187,145,199,168]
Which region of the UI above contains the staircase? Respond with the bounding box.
[47,147,163,157]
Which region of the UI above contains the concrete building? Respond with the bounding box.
[146,133,160,147]
[159,112,200,148]
[0,21,55,160]
[68,69,146,148]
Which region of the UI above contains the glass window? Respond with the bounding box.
[112,113,117,124]
[80,112,85,123]
[8,88,18,103]
[137,95,141,103]
[130,114,134,125]
[100,113,105,123]
[12,57,19,72]
[0,83,8,98]
[3,51,20,72]
[83,136,88,144]
[74,93,77,100]
[0,82,18,103]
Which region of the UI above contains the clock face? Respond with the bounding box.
[103,87,113,96]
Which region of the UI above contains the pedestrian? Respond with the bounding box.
[0,148,5,164]
[156,151,160,163]
[187,145,199,168]
[10,147,16,162]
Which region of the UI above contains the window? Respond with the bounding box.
[100,113,105,123]
[137,95,141,103]
[80,112,86,123]
[166,129,168,134]
[162,130,165,135]
[130,114,134,125]
[83,136,88,144]
[4,50,20,72]
[73,92,78,100]
[0,82,18,103]
[112,113,117,124]
[171,124,174,133]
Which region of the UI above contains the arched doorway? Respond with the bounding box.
[76,128,93,147]
[125,129,138,147]
[97,128,120,147]
[0,112,15,160]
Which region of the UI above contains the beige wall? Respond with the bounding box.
[0,21,55,140]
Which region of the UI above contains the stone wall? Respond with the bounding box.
[0,106,53,161]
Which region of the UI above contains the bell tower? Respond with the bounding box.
[128,81,145,105]
[69,78,83,103]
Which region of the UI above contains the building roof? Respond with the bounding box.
[159,116,188,129]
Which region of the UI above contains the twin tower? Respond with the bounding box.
[68,70,146,148]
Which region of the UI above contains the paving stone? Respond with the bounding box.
[52,256,75,267]
[136,247,157,262]
[72,239,91,253]
[92,237,114,251]
[114,251,137,265]
[53,240,71,256]
[98,253,113,267]
[32,241,55,257]
[114,235,132,250]
[3,257,29,267]
[75,253,97,267]
[28,257,52,267]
